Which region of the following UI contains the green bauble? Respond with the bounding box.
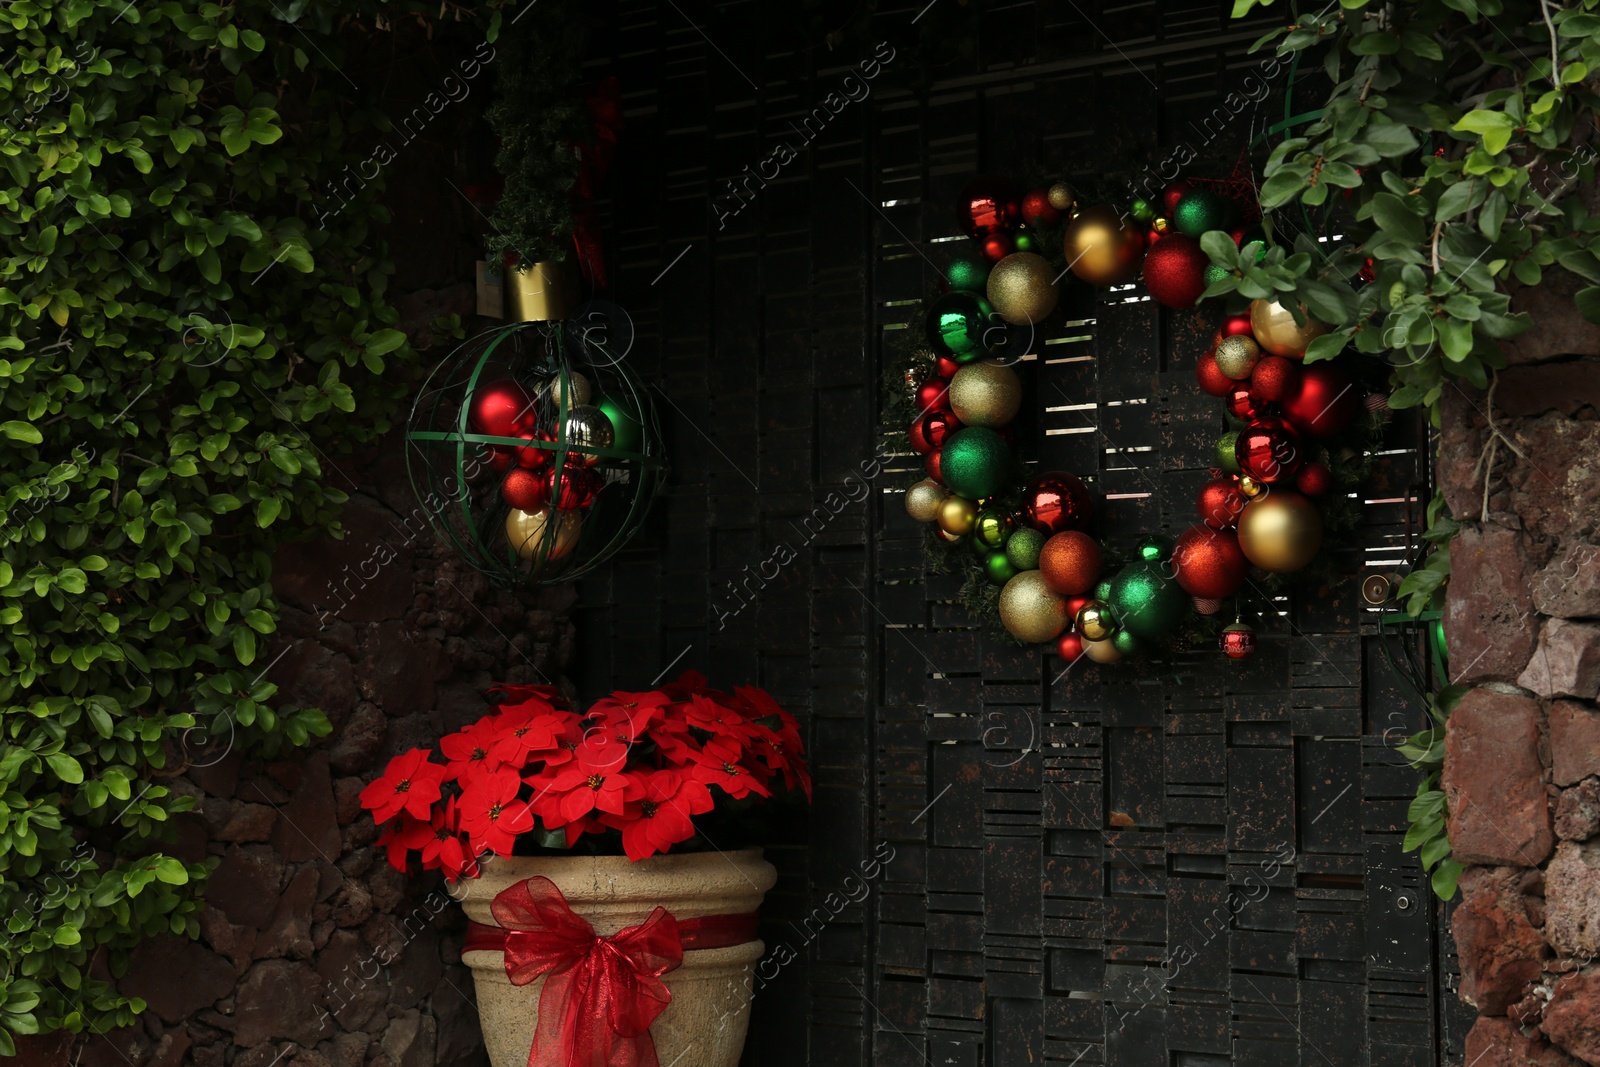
[926,291,998,361]
[985,550,1018,585]
[946,253,990,293]
[1107,560,1189,641]
[1137,535,1173,563]
[1094,578,1113,602]
[941,427,1011,500]
[1217,430,1241,474]
[595,393,643,454]
[1006,527,1046,571]
[1130,199,1155,223]
[1013,232,1039,253]
[1112,629,1142,656]
[1172,190,1231,237]
[1202,262,1231,286]
[974,509,1013,550]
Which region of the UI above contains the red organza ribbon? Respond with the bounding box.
[463,876,759,1067]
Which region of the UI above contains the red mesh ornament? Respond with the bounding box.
[1250,355,1301,403]
[1141,235,1209,308]
[1196,477,1247,529]
[1172,524,1249,599]
[1196,350,1233,397]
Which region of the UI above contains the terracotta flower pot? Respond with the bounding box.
[456,848,776,1067]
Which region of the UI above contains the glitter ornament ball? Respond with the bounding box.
[986,551,1018,585]
[1106,561,1189,640]
[949,360,1023,427]
[1215,431,1241,474]
[1197,477,1248,529]
[940,427,1012,500]
[1039,530,1103,596]
[1214,335,1261,380]
[905,478,950,523]
[1021,472,1095,536]
[1141,234,1210,308]
[1171,524,1249,599]
[1171,189,1232,237]
[1006,527,1047,571]
[987,252,1061,324]
[998,570,1070,643]
[1047,183,1077,212]
[1021,188,1061,227]
[1296,462,1333,497]
[945,253,991,293]
[1196,350,1234,397]
[1250,355,1301,403]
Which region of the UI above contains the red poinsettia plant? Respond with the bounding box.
[360,672,811,880]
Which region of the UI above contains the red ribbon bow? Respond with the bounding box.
[480,876,681,1067]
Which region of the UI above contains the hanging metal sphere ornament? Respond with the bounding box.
[1074,600,1118,642]
[1220,620,1258,660]
[1249,298,1329,359]
[1063,205,1145,286]
[1020,471,1095,536]
[405,320,664,586]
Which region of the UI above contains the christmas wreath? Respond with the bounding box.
[893,173,1382,664]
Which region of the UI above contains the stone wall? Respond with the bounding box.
[1440,268,1600,1064]
[76,425,576,1067]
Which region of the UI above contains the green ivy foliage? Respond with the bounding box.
[0,0,510,1047]
[1212,0,1600,896]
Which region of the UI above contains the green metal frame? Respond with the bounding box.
[403,320,666,588]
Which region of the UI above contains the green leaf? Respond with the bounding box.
[363,329,407,357]
[1432,859,1464,900]
[1370,193,1425,245]
[1453,109,1517,155]
[1303,333,1347,363]
[1576,287,1600,324]
[45,754,83,784]
[1,421,43,444]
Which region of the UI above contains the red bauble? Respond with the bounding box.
[1141,234,1209,308]
[957,175,1022,238]
[1196,477,1247,529]
[1221,315,1255,338]
[1020,472,1094,536]
[935,356,961,378]
[1226,382,1266,421]
[981,232,1014,263]
[1236,417,1304,484]
[1145,227,1166,249]
[469,379,536,438]
[1196,350,1233,398]
[1220,622,1257,660]
[1021,188,1061,228]
[1250,355,1301,403]
[1162,181,1193,217]
[546,464,600,510]
[926,450,943,481]
[1039,531,1103,595]
[1281,364,1360,439]
[910,409,962,455]
[1296,462,1333,497]
[1056,632,1085,661]
[917,377,950,414]
[513,430,554,470]
[500,468,549,511]
[1063,596,1091,621]
[1172,524,1249,599]
[486,446,513,473]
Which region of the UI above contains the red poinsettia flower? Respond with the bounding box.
[486,683,568,711]
[601,769,712,861]
[681,693,759,744]
[688,744,771,801]
[360,749,447,823]
[458,768,536,857]
[486,707,566,769]
[375,812,434,872]
[534,763,634,826]
[440,719,505,780]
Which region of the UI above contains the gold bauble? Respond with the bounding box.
[937,495,979,537]
[1082,637,1123,664]
[1213,335,1261,380]
[998,570,1069,643]
[1063,205,1145,287]
[505,506,582,562]
[1074,599,1118,641]
[905,478,950,523]
[1152,217,1170,234]
[986,252,1060,325]
[548,371,593,409]
[1047,182,1076,212]
[1237,475,1266,498]
[1249,298,1329,359]
[1237,490,1324,572]
[948,360,1022,427]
